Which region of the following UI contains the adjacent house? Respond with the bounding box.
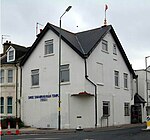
[20,22,136,129]
[134,67,150,122]
[0,41,29,119]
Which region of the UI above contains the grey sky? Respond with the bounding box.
[1,0,150,69]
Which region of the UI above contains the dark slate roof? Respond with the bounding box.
[134,93,146,104]
[20,22,136,78]
[1,43,29,64]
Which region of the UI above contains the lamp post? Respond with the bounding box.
[58,6,72,130]
[145,56,150,115]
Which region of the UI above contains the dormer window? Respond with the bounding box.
[7,47,15,62]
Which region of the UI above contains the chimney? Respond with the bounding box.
[3,40,11,53]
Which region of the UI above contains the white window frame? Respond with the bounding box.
[31,69,39,86]
[102,40,108,52]
[7,97,12,114]
[113,44,117,55]
[44,39,54,56]
[0,69,4,83]
[124,102,130,116]
[103,101,110,117]
[124,73,128,89]
[7,47,15,62]
[114,70,119,87]
[60,64,70,83]
[7,69,13,83]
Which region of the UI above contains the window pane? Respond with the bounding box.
[7,97,12,114]
[113,44,117,55]
[7,106,12,114]
[0,69,4,83]
[103,101,110,116]
[9,50,14,60]
[114,71,119,86]
[0,97,4,114]
[7,97,12,105]
[124,102,130,116]
[32,74,39,85]
[102,40,108,51]
[0,97,4,105]
[8,70,13,83]
[61,70,69,82]
[60,65,69,82]
[124,73,128,88]
[31,69,39,86]
[45,40,53,55]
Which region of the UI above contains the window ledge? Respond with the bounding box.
[61,82,70,86]
[113,58,117,61]
[44,53,54,57]
[124,88,129,91]
[31,85,40,89]
[101,50,109,54]
[115,86,120,89]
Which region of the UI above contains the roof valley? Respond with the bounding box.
[75,35,85,55]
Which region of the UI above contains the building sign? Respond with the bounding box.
[28,93,58,102]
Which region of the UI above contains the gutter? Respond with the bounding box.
[84,59,97,127]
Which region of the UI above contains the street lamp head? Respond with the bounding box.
[66,6,72,12]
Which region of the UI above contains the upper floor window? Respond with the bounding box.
[7,97,12,114]
[7,47,15,62]
[45,39,53,55]
[102,40,108,52]
[103,101,110,116]
[0,69,4,83]
[0,97,4,114]
[114,70,119,87]
[31,69,39,86]
[113,44,117,55]
[60,64,70,83]
[124,73,128,89]
[8,69,13,83]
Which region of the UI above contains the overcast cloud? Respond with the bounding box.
[1,0,150,69]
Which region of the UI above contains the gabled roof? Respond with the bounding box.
[20,22,136,78]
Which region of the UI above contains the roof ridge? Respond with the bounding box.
[48,22,75,35]
[76,25,111,34]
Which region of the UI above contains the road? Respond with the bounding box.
[1,125,150,140]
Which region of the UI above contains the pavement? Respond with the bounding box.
[0,123,148,136]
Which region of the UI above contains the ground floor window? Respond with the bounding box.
[0,97,4,114]
[103,101,110,116]
[7,97,12,114]
[124,102,130,116]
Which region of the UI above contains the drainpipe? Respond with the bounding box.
[15,64,18,119]
[19,67,22,119]
[84,59,97,127]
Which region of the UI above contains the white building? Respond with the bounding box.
[20,23,136,129]
[0,41,28,119]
